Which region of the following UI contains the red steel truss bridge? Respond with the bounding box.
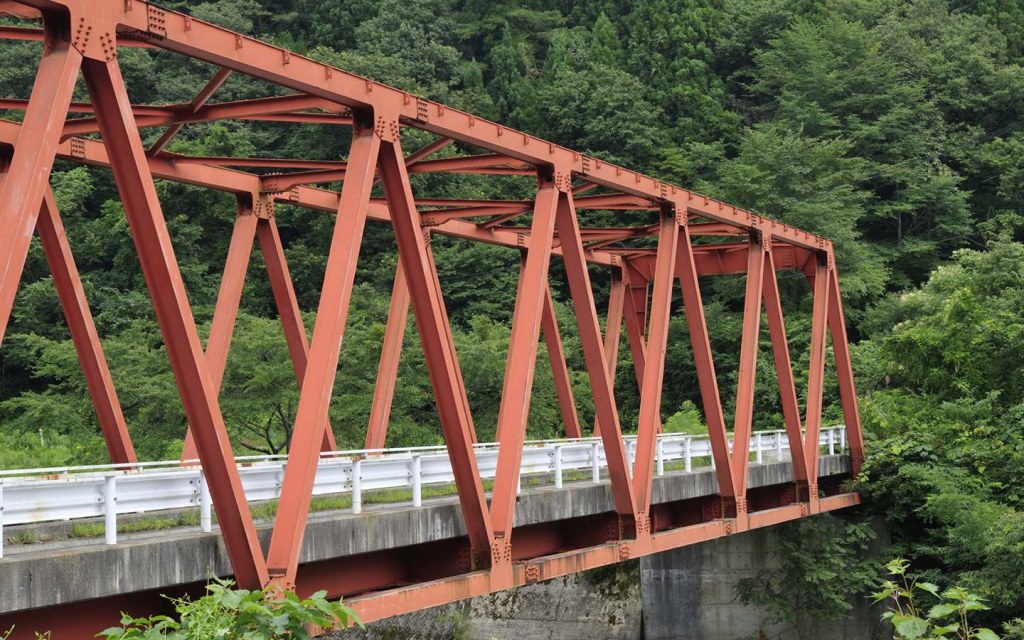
[0,0,865,636]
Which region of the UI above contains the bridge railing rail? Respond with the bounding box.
[0,427,846,557]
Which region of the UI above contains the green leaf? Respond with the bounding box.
[927,603,957,618]
[973,629,1000,640]
[895,616,929,638]
[918,582,941,597]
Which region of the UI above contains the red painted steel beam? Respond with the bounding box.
[267,120,380,585]
[62,93,348,137]
[542,281,582,440]
[0,98,166,115]
[406,136,453,163]
[82,54,268,588]
[171,155,348,170]
[258,215,338,453]
[761,249,809,486]
[0,24,153,46]
[407,154,531,174]
[803,258,831,512]
[422,203,530,224]
[620,263,650,398]
[571,194,658,210]
[594,269,625,437]
[376,128,494,563]
[365,259,410,450]
[687,222,746,236]
[491,177,560,569]
[0,26,81,346]
[38,189,137,464]
[729,238,766,522]
[149,67,233,155]
[181,202,258,462]
[632,209,679,516]
[826,262,865,474]
[629,242,814,277]
[555,190,638,526]
[675,225,736,500]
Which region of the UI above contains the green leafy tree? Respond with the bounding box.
[734,515,879,638]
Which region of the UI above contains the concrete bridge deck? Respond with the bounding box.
[0,455,853,621]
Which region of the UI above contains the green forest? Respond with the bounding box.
[2,0,1024,633]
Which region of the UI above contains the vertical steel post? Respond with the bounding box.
[377,131,494,562]
[553,445,563,489]
[38,190,137,465]
[366,260,410,449]
[258,216,338,453]
[411,455,422,507]
[267,119,380,584]
[591,442,601,483]
[351,458,362,515]
[83,57,268,589]
[199,472,212,533]
[0,27,82,346]
[104,474,117,545]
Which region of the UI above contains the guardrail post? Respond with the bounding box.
[775,430,783,460]
[0,482,4,559]
[684,437,692,473]
[755,432,763,464]
[591,442,600,484]
[351,459,362,515]
[104,474,117,545]
[627,438,636,472]
[411,455,422,507]
[840,428,846,453]
[828,429,835,456]
[199,472,212,533]
[553,445,563,489]
[656,438,665,476]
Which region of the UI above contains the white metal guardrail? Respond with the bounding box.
[0,427,846,557]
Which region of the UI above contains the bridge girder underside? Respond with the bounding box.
[0,1,865,636]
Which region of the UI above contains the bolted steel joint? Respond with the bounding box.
[373,114,400,142]
[253,195,275,219]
